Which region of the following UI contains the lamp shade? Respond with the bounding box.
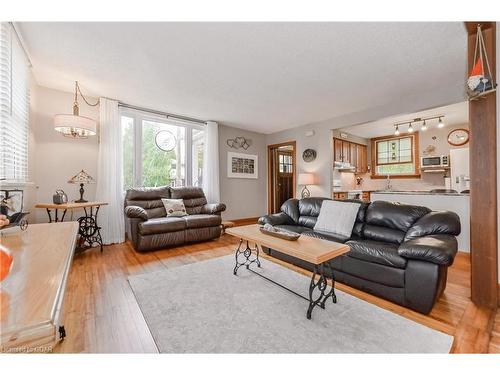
[298,173,315,185]
[54,114,97,138]
[68,169,95,184]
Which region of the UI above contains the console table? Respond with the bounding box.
[35,202,107,252]
[0,222,78,352]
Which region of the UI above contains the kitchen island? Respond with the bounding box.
[371,191,470,253]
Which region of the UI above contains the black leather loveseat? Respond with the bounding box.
[258,198,461,314]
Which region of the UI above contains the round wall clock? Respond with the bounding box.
[302,149,317,162]
[447,128,470,146]
[155,130,177,151]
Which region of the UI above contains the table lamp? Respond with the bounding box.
[298,173,315,198]
[68,170,95,203]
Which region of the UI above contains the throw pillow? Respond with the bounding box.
[314,200,361,238]
[161,198,188,217]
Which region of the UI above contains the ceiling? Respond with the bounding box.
[340,101,468,138]
[18,22,467,134]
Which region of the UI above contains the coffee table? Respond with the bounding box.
[225,224,350,319]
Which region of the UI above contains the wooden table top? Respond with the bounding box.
[35,201,108,209]
[226,224,350,265]
[0,222,78,342]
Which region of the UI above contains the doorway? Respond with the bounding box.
[267,141,296,214]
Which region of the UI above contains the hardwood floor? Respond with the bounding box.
[56,235,497,353]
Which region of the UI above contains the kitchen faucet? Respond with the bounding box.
[385,175,392,191]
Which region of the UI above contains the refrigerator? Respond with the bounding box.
[449,148,470,192]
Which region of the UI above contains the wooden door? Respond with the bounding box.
[342,141,350,163]
[350,143,358,171]
[276,150,294,209]
[357,144,368,173]
[334,138,343,162]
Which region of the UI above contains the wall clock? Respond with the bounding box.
[302,149,317,162]
[155,130,177,151]
[447,128,470,146]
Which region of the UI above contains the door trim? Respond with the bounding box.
[267,141,297,214]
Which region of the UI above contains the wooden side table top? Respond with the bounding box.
[225,224,350,265]
[35,201,108,210]
[0,222,79,349]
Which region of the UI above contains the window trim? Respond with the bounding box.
[120,109,205,189]
[370,132,420,179]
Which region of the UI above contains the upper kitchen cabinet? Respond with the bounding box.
[333,137,368,173]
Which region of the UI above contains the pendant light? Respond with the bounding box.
[54,81,99,138]
[408,123,414,133]
[394,125,400,136]
[438,117,445,128]
[421,120,428,131]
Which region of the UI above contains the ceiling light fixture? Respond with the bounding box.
[408,123,414,133]
[394,125,400,136]
[421,120,428,131]
[54,81,99,138]
[438,117,445,128]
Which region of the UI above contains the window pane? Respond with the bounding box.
[377,163,415,175]
[192,128,205,187]
[122,116,134,190]
[142,120,185,187]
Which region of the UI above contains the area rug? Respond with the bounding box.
[128,255,453,353]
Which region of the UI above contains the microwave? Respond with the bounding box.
[421,155,449,167]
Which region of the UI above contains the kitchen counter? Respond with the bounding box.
[372,190,469,196]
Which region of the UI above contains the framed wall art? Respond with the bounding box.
[227,152,258,179]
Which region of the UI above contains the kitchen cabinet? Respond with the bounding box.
[333,138,368,173]
[332,192,348,200]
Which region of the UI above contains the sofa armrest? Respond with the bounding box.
[258,212,293,226]
[125,205,148,221]
[398,234,458,266]
[200,203,226,215]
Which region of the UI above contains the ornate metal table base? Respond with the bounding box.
[306,262,337,319]
[233,239,261,275]
[76,206,103,253]
[232,241,337,320]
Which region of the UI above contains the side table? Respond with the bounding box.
[34,201,108,253]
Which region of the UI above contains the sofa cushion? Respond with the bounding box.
[363,224,406,244]
[139,217,187,235]
[170,186,208,215]
[366,201,431,232]
[161,198,188,217]
[314,200,361,238]
[280,199,300,224]
[303,230,349,243]
[345,239,407,269]
[183,214,221,229]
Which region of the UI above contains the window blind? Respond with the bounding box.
[0,22,30,182]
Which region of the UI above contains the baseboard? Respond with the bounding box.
[231,217,259,226]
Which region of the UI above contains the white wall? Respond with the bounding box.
[218,124,267,220]
[30,85,99,223]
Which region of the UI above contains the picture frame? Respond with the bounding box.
[227,152,258,179]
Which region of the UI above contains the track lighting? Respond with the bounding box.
[421,120,427,131]
[408,123,414,133]
[394,125,400,136]
[438,117,444,128]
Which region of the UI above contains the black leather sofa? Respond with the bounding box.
[258,198,461,314]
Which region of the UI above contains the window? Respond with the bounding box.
[121,111,205,190]
[278,153,293,173]
[0,23,30,182]
[371,133,419,178]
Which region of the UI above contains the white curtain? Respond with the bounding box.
[203,121,220,203]
[96,97,125,244]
